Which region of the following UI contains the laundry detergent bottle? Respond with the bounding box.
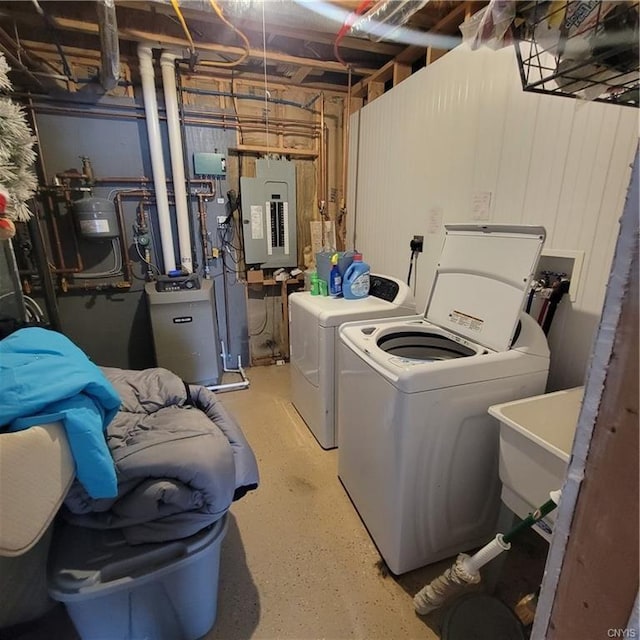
[343,253,370,299]
[329,253,342,297]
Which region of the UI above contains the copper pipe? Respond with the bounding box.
[56,170,85,180]
[93,177,216,193]
[67,205,85,272]
[0,42,45,91]
[29,104,319,131]
[340,67,352,216]
[319,92,325,215]
[196,194,210,271]
[58,281,132,292]
[46,193,67,271]
[42,195,82,274]
[324,122,329,212]
[114,192,133,283]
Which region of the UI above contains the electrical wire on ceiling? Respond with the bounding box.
[333,0,375,67]
[170,0,195,54]
[169,0,251,68]
[30,0,76,81]
[199,0,251,68]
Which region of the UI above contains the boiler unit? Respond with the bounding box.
[145,279,221,386]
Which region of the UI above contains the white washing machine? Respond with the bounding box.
[289,275,415,449]
[337,225,550,575]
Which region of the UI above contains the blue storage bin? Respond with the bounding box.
[316,251,355,285]
[48,515,227,640]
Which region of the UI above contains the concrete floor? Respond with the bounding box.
[207,363,449,640]
[2,363,545,640]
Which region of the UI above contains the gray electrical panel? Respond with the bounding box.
[240,158,297,268]
[145,280,221,386]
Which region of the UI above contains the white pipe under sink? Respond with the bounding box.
[138,44,175,273]
[160,51,192,274]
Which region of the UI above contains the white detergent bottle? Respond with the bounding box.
[343,253,370,299]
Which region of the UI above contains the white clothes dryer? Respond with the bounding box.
[337,225,550,575]
[289,275,415,449]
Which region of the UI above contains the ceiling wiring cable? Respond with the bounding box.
[199,0,251,68]
[222,238,242,266]
[230,75,244,143]
[407,248,416,286]
[221,222,242,253]
[412,253,418,297]
[170,0,195,53]
[76,239,123,279]
[249,290,269,336]
[218,240,244,276]
[31,0,76,81]
[23,295,45,322]
[134,240,161,275]
[333,0,375,67]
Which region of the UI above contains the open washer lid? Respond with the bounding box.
[425,224,546,352]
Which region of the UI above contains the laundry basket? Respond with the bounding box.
[48,515,228,640]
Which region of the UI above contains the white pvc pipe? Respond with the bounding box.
[462,534,511,574]
[160,52,192,274]
[138,44,175,273]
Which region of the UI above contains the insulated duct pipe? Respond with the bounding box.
[160,52,192,273]
[138,44,176,273]
[350,0,429,42]
[96,0,119,91]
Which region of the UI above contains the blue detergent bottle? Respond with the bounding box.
[329,253,342,297]
[343,253,370,299]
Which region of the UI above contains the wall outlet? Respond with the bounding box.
[217,215,229,228]
[411,235,424,253]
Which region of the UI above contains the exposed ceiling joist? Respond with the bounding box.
[116,0,403,57]
[4,8,376,77]
[0,1,486,94]
[351,1,469,98]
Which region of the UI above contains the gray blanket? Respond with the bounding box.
[63,367,259,543]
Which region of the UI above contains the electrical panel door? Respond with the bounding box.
[241,159,297,268]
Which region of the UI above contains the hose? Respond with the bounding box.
[413,491,561,616]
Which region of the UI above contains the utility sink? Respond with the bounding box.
[489,387,584,539]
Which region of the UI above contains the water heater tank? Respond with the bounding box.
[74,197,119,239]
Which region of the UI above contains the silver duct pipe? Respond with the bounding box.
[350,0,429,43]
[96,0,119,91]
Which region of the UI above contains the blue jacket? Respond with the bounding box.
[0,328,120,498]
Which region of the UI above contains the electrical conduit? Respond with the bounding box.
[160,51,192,273]
[138,44,175,273]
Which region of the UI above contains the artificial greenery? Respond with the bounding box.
[0,53,37,221]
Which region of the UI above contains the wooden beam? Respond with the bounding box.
[6,10,376,77]
[351,59,394,97]
[394,2,468,64]
[116,0,403,57]
[21,40,350,93]
[394,45,425,65]
[426,48,448,65]
[291,66,312,85]
[367,81,384,102]
[393,62,411,86]
[229,144,318,158]
[349,2,471,103]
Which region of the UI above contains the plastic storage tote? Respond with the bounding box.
[48,515,228,640]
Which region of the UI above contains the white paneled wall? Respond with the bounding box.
[347,44,638,391]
